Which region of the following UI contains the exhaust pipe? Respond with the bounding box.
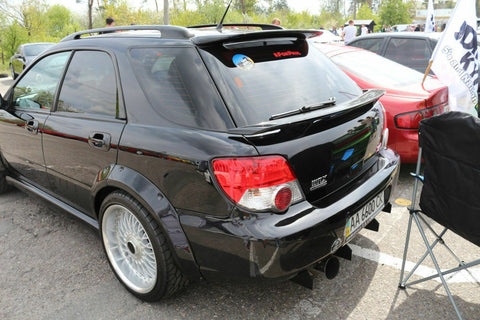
[290,256,341,288]
[314,256,340,279]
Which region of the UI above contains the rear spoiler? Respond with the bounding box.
[187,23,284,30]
[192,29,324,46]
[227,89,385,136]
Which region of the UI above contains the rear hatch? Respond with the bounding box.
[232,91,384,206]
[196,31,386,206]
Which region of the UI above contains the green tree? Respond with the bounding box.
[45,5,72,38]
[18,0,48,36]
[170,9,205,26]
[323,0,343,14]
[88,0,94,29]
[234,0,257,14]
[378,0,412,26]
[2,22,29,59]
[198,0,232,24]
[272,0,289,11]
[318,8,343,29]
[356,3,376,21]
[102,1,161,26]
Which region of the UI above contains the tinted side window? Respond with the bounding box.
[350,38,383,53]
[12,52,70,110]
[129,47,233,130]
[384,38,429,69]
[57,51,117,117]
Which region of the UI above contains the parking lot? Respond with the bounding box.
[0,75,479,320]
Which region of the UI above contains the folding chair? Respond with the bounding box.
[399,111,480,320]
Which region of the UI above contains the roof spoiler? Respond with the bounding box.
[191,29,324,46]
[188,23,284,31]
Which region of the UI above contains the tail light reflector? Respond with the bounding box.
[212,156,304,212]
[274,186,293,211]
[377,101,389,152]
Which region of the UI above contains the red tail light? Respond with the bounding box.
[394,103,447,129]
[212,156,304,212]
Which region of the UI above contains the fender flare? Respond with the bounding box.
[93,164,203,281]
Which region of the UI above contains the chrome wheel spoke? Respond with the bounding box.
[102,204,157,293]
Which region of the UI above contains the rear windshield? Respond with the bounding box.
[330,50,426,87]
[24,44,54,56]
[198,37,362,126]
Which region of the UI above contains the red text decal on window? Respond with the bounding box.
[273,51,301,58]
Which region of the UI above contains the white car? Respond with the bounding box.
[315,29,343,43]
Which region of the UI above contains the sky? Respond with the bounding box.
[46,0,322,15]
[287,0,321,13]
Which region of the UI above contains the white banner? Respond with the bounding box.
[425,0,435,32]
[430,0,478,116]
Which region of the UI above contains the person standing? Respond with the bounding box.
[106,17,115,28]
[271,18,281,26]
[100,17,116,34]
[331,26,338,35]
[361,24,368,35]
[342,20,357,44]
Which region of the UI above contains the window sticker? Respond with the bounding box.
[273,51,302,58]
[232,54,254,70]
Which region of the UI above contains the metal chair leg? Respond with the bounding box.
[412,213,463,320]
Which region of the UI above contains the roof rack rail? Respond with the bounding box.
[60,25,194,42]
[187,23,284,31]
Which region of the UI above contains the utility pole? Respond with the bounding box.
[164,0,169,25]
[353,0,356,19]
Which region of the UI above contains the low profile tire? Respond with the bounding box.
[0,173,10,194]
[99,191,187,301]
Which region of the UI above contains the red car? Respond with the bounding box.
[314,43,449,163]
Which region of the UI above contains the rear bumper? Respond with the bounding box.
[180,148,400,280]
[389,128,419,163]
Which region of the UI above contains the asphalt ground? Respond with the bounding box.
[0,76,479,319]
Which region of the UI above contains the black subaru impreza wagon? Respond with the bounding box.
[0,24,399,301]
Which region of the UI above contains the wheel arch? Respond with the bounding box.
[93,165,202,281]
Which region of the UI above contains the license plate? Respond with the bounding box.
[344,192,385,242]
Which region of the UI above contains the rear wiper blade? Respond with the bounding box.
[269,97,336,120]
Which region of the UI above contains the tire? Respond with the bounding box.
[0,172,10,194]
[99,191,188,301]
[10,64,16,80]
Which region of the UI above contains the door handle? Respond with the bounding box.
[88,132,111,151]
[26,119,39,134]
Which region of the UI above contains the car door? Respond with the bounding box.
[0,51,71,188]
[42,50,126,217]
